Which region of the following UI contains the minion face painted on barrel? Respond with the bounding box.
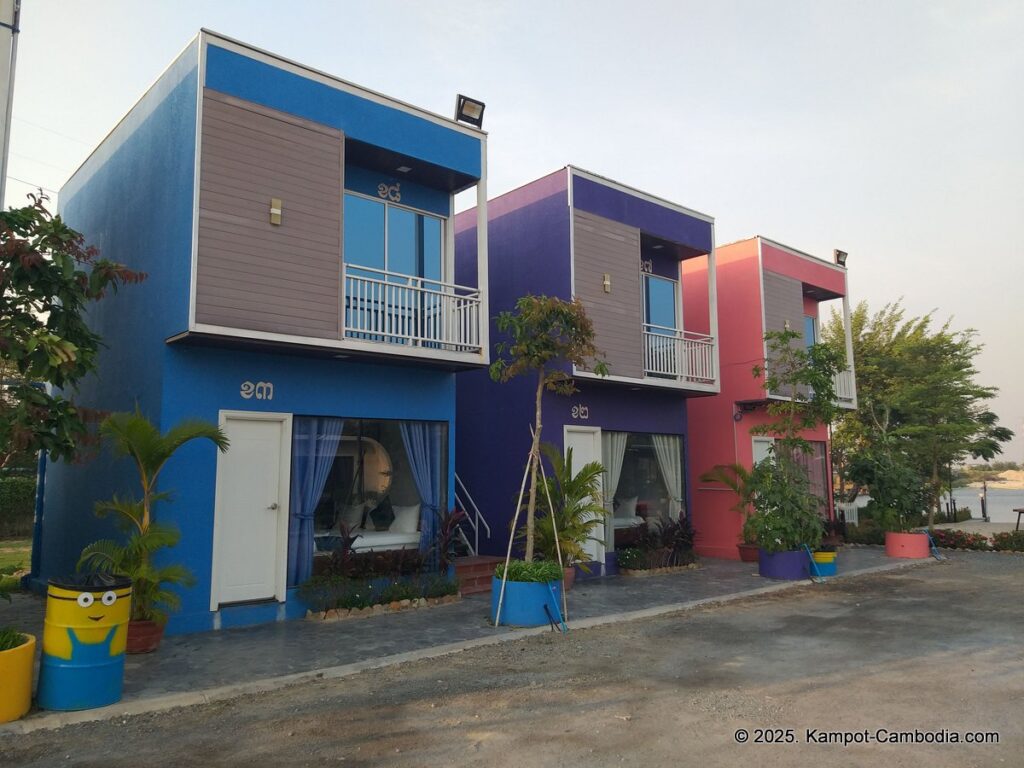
[36,575,133,711]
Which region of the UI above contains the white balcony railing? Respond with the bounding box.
[642,324,717,385]
[342,264,481,354]
[834,368,856,403]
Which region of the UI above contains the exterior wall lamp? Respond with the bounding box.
[454,94,485,128]
[834,249,848,267]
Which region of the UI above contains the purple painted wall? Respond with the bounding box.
[572,174,712,253]
[455,168,703,558]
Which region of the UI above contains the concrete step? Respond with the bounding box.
[453,556,503,595]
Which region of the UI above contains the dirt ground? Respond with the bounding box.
[3,554,1021,768]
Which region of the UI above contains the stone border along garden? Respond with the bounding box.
[306,593,462,622]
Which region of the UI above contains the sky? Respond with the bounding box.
[5,1,1023,462]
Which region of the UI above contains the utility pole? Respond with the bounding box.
[0,0,21,208]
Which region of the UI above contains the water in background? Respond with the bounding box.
[948,487,1024,524]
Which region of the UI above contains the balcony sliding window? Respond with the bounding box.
[343,193,443,282]
[643,274,681,379]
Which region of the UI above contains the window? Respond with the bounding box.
[343,193,444,281]
[644,274,678,330]
[602,431,685,551]
[803,315,817,349]
[287,416,448,586]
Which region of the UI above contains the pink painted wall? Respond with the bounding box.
[687,237,839,560]
[680,253,711,336]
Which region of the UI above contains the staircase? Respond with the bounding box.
[453,555,504,596]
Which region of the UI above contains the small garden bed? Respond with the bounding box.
[846,529,1024,553]
[619,562,700,578]
[307,593,461,622]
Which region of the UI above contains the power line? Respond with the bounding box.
[5,174,58,195]
[12,115,93,147]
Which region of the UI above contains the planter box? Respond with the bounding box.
[0,633,35,723]
[491,577,562,627]
[885,531,931,559]
[758,549,809,580]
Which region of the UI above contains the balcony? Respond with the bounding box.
[342,264,482,354]
[834,368,856,405]
[642,324,718,386]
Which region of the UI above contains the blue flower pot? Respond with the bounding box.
[490,577,562,627]
[758,549,809,580]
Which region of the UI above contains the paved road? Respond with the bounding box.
[2,553,1021,767]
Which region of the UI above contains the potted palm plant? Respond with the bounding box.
[527,443,608,590]
[79,410,228,652]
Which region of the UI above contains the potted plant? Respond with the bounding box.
[435,507,468,580]
[527,444,608,590]
[79,410,228,652]
[491,560,563,626]
[0,584,34,723]
[745,453,824,579]
[699,463,760,562]
[488,296,607,626]
[848,442,930,559]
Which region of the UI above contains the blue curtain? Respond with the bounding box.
[288,417,344,586]
[400,421,444,569]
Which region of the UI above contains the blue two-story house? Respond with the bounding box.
[455,167,718,574]
[35,30,489,634]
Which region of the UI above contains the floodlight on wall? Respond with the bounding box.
[834,249,848,267]
[454,94,485,128]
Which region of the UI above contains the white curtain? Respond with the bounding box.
[652,434,684,519]
[601,432,628,550]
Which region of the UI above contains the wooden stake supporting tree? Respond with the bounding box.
[489,295,607,626]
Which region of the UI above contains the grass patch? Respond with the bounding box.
[0,538,31,574]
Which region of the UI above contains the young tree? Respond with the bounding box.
[489,295,607,561]
[823,301,1013,527]
[0,194,144,468]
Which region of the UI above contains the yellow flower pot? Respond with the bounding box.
[0,633,36,723]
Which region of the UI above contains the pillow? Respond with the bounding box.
[368,496,395,531]
[616,496,638,519]
[391,504,421,534]
[338,503,365,531]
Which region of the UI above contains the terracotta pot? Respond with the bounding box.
[562,566,576,591]
[0,633,35,723]
[885,531,930,559]
[737,543,760,563]
[126,620,165,654]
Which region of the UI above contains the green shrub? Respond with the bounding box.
[0,627,26,652]
[845,520,886,545]
[616,547,647,570]
[379,580,421,603]
[991,531,1024,552]
[929,529,990,550]
[0,476,36,538]
[421,576,459,598]
[954,507,973,523]
[494,559,563,583]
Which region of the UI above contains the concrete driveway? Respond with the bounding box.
[2,552,1021,767]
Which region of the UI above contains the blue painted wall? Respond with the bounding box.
[159,346,456,634]
[39,41,200,585]
[205,44,481,179]
[345,165,450,217]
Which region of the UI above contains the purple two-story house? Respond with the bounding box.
[454,167,719,573]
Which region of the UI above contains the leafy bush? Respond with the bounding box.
[0,627,27,652]
[320,534,426,580]
[990,531,1024,552]
[494,559,563,583]
[379,580,421,603]
[929,529,990,550]
[0,476,36,538]
[421,575,459,598]
[616,547,646,570]
[845,520,886,545]
[745,456,823,552]
[298,573,460,613]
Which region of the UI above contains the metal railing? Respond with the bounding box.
[834,368,856,403]
[455,473,491,556]
[836,501,860,526]
[342,264,482,353]
[642,324,717,385]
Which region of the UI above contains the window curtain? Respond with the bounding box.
[601,432,628,550]
[400,421,444,569]
[287,417,344,587]
[651,434,684,519]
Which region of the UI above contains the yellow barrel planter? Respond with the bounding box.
[812,550,838,577]
[0,632,36,723]
[36,575,132,711]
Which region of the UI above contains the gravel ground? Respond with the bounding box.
[3,553,1021,768]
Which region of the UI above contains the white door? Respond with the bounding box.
[211,412,292,609]
[563,426,604,565]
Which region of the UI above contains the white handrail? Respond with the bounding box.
[642,325,717,384]
[455,472,490,555]
[342,262,482,353]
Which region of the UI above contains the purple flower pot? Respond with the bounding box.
[758,549,809,580]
